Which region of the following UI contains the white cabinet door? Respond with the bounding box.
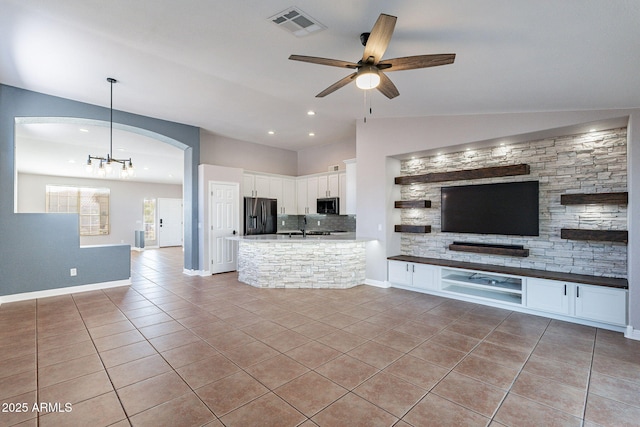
[328,173,339,198]
[243,174,255,197]
[526,278,570,315]
[317,175,328,198]
[254,175,270,197]
[296,178,308,214]
[307,176,318,214]
[575,284,627,326]
[282,178,296,215]
[339,173,347,215]
[388,261,412,286]
[345,161,356,215]
[269,176,283,211]
[412,264,438,290]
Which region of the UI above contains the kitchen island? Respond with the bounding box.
[228,233,370,289]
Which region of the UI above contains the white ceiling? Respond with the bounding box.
[3,0,640,182]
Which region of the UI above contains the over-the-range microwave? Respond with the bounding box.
[317,197,339,214]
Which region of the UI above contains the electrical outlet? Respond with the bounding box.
[70,268,77,277]
[317,220,320,226]
[282,220,285,226]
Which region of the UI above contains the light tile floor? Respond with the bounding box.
[1,247,639,426]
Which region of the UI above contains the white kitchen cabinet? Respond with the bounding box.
[328,173,339,197]
[296,179,308,214]
[575,283,627,326]
[296,177,317,214]
[306,176,318,214]
[281,178,296,214]
[526,278,571,315]
[339,172,347,215]
[243,173,270,198]
[269,177,282,200]
[344,160,356,215]
[388,261,437,290]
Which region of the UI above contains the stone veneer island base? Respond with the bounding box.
[234,235,367,289]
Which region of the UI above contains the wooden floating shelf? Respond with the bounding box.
[561,228,628,243]
[395,164,530,185]
[449,243,530,257]
[394,225,432,233]
[394,200,432,208]
[561,192,628,205]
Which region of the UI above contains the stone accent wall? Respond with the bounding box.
[399,127,627,278]
[238,240,366,288]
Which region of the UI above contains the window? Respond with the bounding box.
[46,185,110,236]
[143,198,156,242]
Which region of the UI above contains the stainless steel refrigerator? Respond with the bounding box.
[244,197,277,235]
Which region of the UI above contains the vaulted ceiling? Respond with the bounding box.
[2,1,639,161]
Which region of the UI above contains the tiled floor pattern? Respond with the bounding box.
[1,247,639,426]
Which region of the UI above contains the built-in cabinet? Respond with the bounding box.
[388,261,437,290]
[528,278,627,326]
[244,167,355,216]
[388,258,628,330]
[243,173,270,198]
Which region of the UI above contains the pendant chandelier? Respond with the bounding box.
[86,77,135,179]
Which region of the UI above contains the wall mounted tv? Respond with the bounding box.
[441,181,539,236]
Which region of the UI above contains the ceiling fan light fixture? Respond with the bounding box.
[355,66,380,90]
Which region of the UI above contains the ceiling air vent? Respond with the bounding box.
[269,7,326,37]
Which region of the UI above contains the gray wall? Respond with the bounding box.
[200,130,298,176]
[17,173,182,247]
[297,138,356,176]
[0,84,200,296]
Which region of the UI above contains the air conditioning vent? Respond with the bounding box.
[328,164,339,172]
[269,7,326,37]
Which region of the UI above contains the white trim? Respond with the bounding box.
[183,268,209,277]
[364,278,390,288]
[0,279,131,304]
[625,325,640,341]
[131,247,145,252]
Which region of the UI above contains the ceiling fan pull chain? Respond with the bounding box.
[363,90,367,123]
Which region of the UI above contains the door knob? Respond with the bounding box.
[232,230,237,235]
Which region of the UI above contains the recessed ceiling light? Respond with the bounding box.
[68,159,76,163]
[589,128,596,132]
[79,128,89,133]
[117,148,125,151]
[466,148,471,151]
[307,110,316,116]
[168,174,173,178]
[308,132,315,136]
[268,130,275,135]
[143,167,149,170]
[500,142,505,146]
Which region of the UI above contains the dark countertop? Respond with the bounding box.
[388,255,628,289]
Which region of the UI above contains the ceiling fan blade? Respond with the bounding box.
[316,72,357,97]
[289,55,359,69]
[362,13,397,65]
[378,54,456,71]
[376,72,399,99]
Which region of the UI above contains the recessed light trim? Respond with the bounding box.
[307,110,316,116]
[308,132,315,137]
[268,130,275,135]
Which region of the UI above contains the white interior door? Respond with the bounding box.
[157,198,183,247]
[210,182,239,274]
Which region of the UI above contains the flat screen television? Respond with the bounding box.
[441,181,539,236]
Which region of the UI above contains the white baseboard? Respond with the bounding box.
[625,325,640,341]
[364,278,390,288]
[0,279,132,304]
[183,269,210,277]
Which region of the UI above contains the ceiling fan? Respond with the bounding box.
[289,13,455,99]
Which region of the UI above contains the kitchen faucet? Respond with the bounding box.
[301,215,307,238]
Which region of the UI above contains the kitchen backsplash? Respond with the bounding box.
[277,214,356,232]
